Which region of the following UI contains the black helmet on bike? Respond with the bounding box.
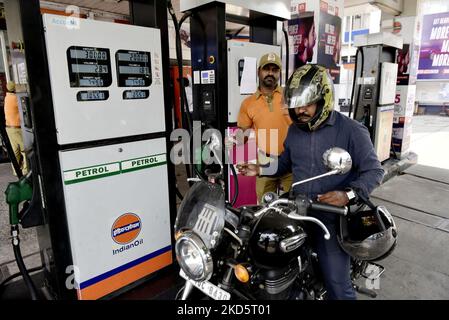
[283,64,334,131]
[338,205,398,261]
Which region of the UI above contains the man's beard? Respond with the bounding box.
[262,76,276,88]
[297,114,311,123]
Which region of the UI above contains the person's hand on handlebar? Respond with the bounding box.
[236,163,260,176]
[317,191,349,207]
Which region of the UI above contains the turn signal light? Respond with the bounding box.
[234,264,250,283]
[174,230,183,241]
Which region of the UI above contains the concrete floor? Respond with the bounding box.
[1,114,449,299]
[367,168,449,299]
[410,115,449,170]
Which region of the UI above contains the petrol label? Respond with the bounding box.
[64,163,121,184]
[121,154,166,173]
[63,153,166,185]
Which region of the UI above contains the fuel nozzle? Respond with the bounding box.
[4,173,39,299]
[5,173,33,226]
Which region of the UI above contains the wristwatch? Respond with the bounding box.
[345,188,357,203]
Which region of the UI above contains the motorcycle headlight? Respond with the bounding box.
[175,231,213,281]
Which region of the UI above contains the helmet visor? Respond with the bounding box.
[283,83,322,109]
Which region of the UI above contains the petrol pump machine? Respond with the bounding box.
[352,32,402,162]
[182,0,290,205]
[11,7,174,300]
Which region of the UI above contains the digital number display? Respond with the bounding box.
[72,64,109,74]
[123,90,149,100]
[117,52,149,63]
[70,49,108,60]
[79,79,104,87]
[116,50,152,87]
[76,90,109,102]
[125,79,146,86]
[119,66,149,75]
[67,46,112,88]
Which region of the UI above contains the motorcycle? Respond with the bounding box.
[174,136,391,300]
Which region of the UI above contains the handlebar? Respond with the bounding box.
[310,202,348,216]
[252,197,348,240]
[287,213,331,240]
[253,199,290,218]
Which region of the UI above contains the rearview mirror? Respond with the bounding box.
[322,147,352,175]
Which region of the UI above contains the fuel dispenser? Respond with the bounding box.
[351,32,402,162]
[5,0,176,300]
[181,0,290,205]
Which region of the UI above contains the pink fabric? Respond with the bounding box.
[227,127,258,206]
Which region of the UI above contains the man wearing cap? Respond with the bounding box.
[234,52,293,203]
[4,81,27,175]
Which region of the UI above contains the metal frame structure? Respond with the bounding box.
[187,2,283,200]
[17,0,176,299]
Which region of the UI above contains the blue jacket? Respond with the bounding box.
[265,111,384,201]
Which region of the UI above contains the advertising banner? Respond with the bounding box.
[418,12,449,80]
[288,15,316,72]
[288,0,343,82]
[396,43,411,85]
[317,1,341,84]
[287,0,343,108]
[386,16,420,158]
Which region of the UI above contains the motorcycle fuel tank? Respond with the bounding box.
[249,210,307,268]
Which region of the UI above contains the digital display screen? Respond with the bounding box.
[67,46,112,88]
[116,50,152,87]
[70,49,108,60]
[125,79,146,86]
[119,66,149,75]
[76,90,109,102]
[117,52,149,63]
[123,90,149,100]
[72,64,109,74]
[79,78,104,87]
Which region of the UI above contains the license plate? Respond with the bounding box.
[179,270,231,300]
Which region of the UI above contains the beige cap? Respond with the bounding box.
[6,81,15,92]
[258,52,282,69]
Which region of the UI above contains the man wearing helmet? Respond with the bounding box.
[237,64,385,300]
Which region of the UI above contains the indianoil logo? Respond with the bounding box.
[111,213,142,245]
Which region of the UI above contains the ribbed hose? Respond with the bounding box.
[350,47,364,119]
[168,1,194,180]
[0,265,43,291]
[229,163,239,206]
[12,227,39,300]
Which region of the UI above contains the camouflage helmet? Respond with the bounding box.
[283,64,334,131]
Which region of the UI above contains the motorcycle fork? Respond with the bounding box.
[180,280,195,300]
[219,264,235,292]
